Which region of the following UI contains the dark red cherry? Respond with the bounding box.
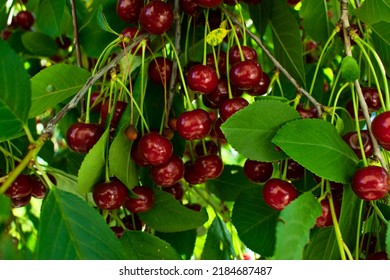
[111,226,125,239]
[116,0,144,24]
[204,78,229,107]
[92,179,128,210]
[194,140,219,157]
[360,233,377,255]
[176,109,212,140]
[342,130,374,159]
[366,251,388,260]
[185,203,202,212]
[180,0,201,17]
[148,57,173,86]
[66,123,104,153]
[315,198,341,227]
[219,97,249,121]
[285,159,305,181]
[193,154,223,180]
[11,194,32,208]
[138,132,173,166]
[362,87,381,112]
[247,73,271,96]
[139,0,174,35]
[5,175,32,199]
[243,159,273,183]
[229,60,263,90]
[122,214,143,230]
[88,91,104,112]
[30,176,47,199]
[351,166,390,201]
[263,178,298,211]
[212,117,226,141]
[296,103,318,119]
[287,0,300,5]
[372,111,390,150]
[131,140,150,167]
[100,100,127,128]
[150,155,184,187]
[184,162,206,185]
[187,64,219,95]
[55,35,72,50]
[15,11,35,30]
[193,0,222,8]
[228,45,258,65]
[206,51,227,77]
[163,182,184,200]
[120,27,149,55]
[124,186,155,213]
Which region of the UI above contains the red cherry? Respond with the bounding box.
[184,162,206,185]
[243,159,273,183]
[100,100,127,128]
[351,166,390,201]
[366,251,388,260]
[124,186,155,213]
[212,117,226,141]
[372,111,390,150]
[342,130,374,159]
[66,123,104,153]
[30,176,47,199]
[315,198,341,227]
[139,0,174,35]
[204,78,229,107]
[15,11,35,30]
[285,159,305,181]
[150,155,184,187]
[185,203,202,212]
[5,175,32,199]
[287,0,300,5]
[163,182,184,200]
[138,132,173,166]
[131,140,150,167]
[194,140,219,157]
[193,154,223,180]
[180,0,201,17]
[148,57,173,86]
[111,226,125,239]
[122,214,143,230]
[228,45,258,65]
[247,73,270,96]
[176,109,212,140]
[346,100,364,120]
[362,87,381,112]
[120,27,150,55]
[55,35,72,50]
[11,194,32,208]
[187,64,219,95]
[219,97,249,121]
[263,178,298,211]
[296,103,318,119]
[229,60,263,90]
[92,179,128,210]
[88,91,104,112]
[193,0,222,8]
[206,51,227,77]
[116,0,144,24]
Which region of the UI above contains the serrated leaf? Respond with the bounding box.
[272,192,322,260]
[155,230,197,260]
[371,22,390,75]
[36,0,66,37]
[21,31,59,56]
[341,56,360,82]
[232,186,278,257]
[206,28,229,46]
[273,119,359,183]
[78,130,109,194]
[37,188,125,260]
[138,189,208,232]
[97,5,117,34]
[221,100,301,162]
[120,231,182,260]
[29,64,91,118]
[269,0,306,86]
[201,216,236,260]
[355,0,390,25]
[0,40,31,142]
[301,0,332,44]
[207,165,259,201]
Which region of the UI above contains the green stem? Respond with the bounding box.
[351,85,368,166]
[331,82,349,124]
[355,200,364,260]
[370,201,388,225]
[327,68,342,106]
[23,124,35,144]
[203,9,209,65]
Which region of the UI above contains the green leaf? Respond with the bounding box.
[232,186,278,257]
[201,216,236,260]
[155,230,197,260]
[371,22,390,75]
[37,188,125,260]
[120,231,182,260]
[0,40,31,142]
[138,189,209,232]
[21,31,59,56]
[269,0,306,85]
[340,56,360,82]
[29,64,91,118]
[97,5,118,34]
[386,223,390,259]
[249,0,272,36]
[36,0,66,37]
[301,0,332,44]
[78,130,109,194]
[273,119,359,183]
[272,192,322,260]
[221,100,301,162]
[0,195,11,223]
[207,165,259,201]
[355,0,390,25]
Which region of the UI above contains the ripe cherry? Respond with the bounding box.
[296,103,318,119]
[184,162,206,185]
[193,154,223,180]
[212,117,226,141]
[30,176,47,199]
[342,130,374,159]
[206,51,227,77]
[131,140,150,167]
[229,60,263,90]
[204,78,229,107]
[366,251,388,260]
[371,111,390,150]
[148,57,173,86]
[180,0,200,17]
[285,159,304,181]
[193,0,222,8]
[263,178,298,211]
[92,179,128,210]
[219,97,249,121]
[122,214,143,230]
[88,91,104,112]
[11,194,32,208]
[116,0,144,24]
[5,174,32,199]
[187,64,219,95]
[139,0,174,35]
[15,11,35,30]
[150,155,184,187]
[55,35,72,50]
[362,87,381,112]
[163,182,184,200]
[124,186,155,213]
[315,198,341,227]
[100,100,127,128]
[138,132,173,166]
[351,165,390,200]
[176,109,212,140]
[111,226,125,239]
[228,45,258,65]
[194,140,219,157]
[346,100,364,120]
[244,159,273,183]
[247,72,270,96]
[66,123,104,153]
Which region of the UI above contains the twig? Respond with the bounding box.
[219,6,323,117]
[70,0,82,68]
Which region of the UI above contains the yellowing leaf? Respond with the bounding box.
[206,28,229,46]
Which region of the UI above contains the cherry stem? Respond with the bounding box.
[203,9,209,65]
[370,201,388,225]
[23,124,35,144]
[354,200,364,260]
[327,68,342,107]
[330,83,349,125]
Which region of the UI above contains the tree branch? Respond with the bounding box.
[70,0,82,68]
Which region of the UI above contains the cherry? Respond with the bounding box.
[351,166,390,200]
[92,179,128,210]
[315,198,341,227]
[116,0,144,24]
[138,132,173,166]
[342,130,374,159]
[206,51,227,77]
[187,64,218,95]
[194,140,219,157]
[366,251,388,260]
[228,45,258,65]
[263,178,298,211]
[15,11,35,30]
[360,233,377,255]
[285,159,304,181]
[287,0,300,5]
[193,154,223,180]
[163,182,184,200]
[55,35,72,50]
[5,175,32,199]
[122,214,143,230]
[11,194,32,208]
[176,109,212,140]
[362,87,381,112]
[371,111,390,150]
[148,57,173,86]
[88,91,104,112]
[193,0,222,8]
[219,97,249,121]
[212,117,226,141]
[180,0,200,17]
[204,78,229,107]
[131,140,150,167]
[30,176,47,199]
[185,203,202,212]
[66,123,104,153]
[139,0,174,35]
[243,159,273,183]
[120,27,149,55]
[111,226,125,239]
[296,103,318,119]
[124,186,155,213]
[247,72,270,96]
[184,162,206,185]
[100,100,127,128]
[150,155,184,187]
[229,60,263,90]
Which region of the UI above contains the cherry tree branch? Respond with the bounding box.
[70,0,82,68]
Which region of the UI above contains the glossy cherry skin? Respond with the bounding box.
[138,132,173,166]
[180,0,200,16]
[287,0,300,5]
[55,35,72,50]
[139,0,174,35]
[163,182,184,200]
[124,186,155,213]
[193,154,223,180]
[194,140,219,157]
[89,91,103,112]
[229,60,263,90]
[228,45,258,65]
[247,73,270,96]
[100,100,127,128]
[219,97,249,121]
[351,166,390,200]
[150,155,184,187]
[285,159,304,181]
[122,214,143,230]
[204,78,229,107]
[176,109,213,140]
[212,117,226,141]
[262,178,298,211]
[11,194,32,208]
[187,64,219,95]
[15,11,35,30]
[372,111,390,150]
[66,123,104,153]
[244,159,273,183]
[315,199,341,227]
[346,100,364,120]
[30,176,47,199]
[93,179,128,210]
[111,226,125,239]
[184,162,206,185]
[5,175,32,199]
[342,130,374,159]
[362,87,381,112]
[148,57,173,86]
[116,0,144,24]
[193,0,222,8]
[296,103,318,119]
